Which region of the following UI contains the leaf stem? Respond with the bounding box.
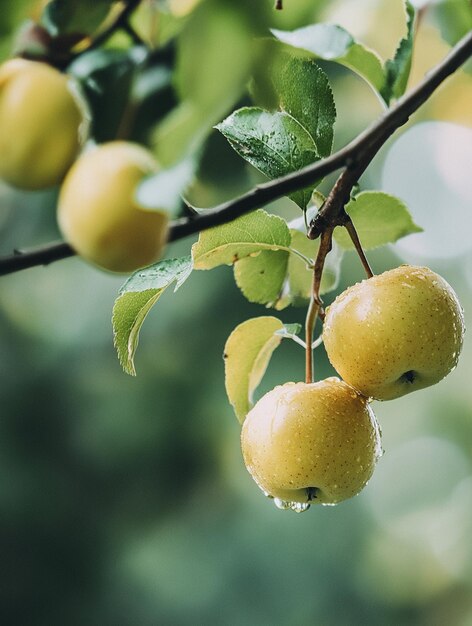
[305,229,332,384]
[289,334,307,349]
[122,19,145,46]
[344,219,374,278]
[284,247,314,267]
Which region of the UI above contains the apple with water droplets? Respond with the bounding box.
[241,377,382,507]
[322,265,465,401]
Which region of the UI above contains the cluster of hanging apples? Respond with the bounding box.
[0,58,169,272]
[241,266,465,511]
[0,59,466,513]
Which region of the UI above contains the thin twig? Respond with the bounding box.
[308,29,472,236]
[70,0,143,61]
[305,229,332,383]
[1,30,471,276]
[121,20,145,46]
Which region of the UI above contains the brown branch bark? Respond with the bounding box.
[1,29,471,277]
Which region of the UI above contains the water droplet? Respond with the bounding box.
[274,498,292,510]
[290,502,311,513]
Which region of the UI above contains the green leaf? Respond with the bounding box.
[68,47,147,143]
[192,209,291,270]
[175,2,253,108]
[131,65,173,103]
[381,1,416,103]
[271,57,337,158]
[135,156,197,217]
[333,191,423,251]
[232,218,342,310]
[112,257,193,376]
[42,0,114,36]
[272,25,385,100]
[224,316,284,422]
[153,0,255,165]
[216,107,319,209]
[152,102,213,167]
[275,230,343,309]
[234,250,289,307]
[435,0,472,47]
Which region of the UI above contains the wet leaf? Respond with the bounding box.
[216,107,319,209]
[113,257,192,375]
[271,57,336,158]
[192,209,291,270]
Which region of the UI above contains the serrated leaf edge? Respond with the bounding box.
[192,208,292,270]
[271,25,385,102]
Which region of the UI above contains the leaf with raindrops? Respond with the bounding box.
[216,107,319,209]
[269,57,336,159]
[192,208,291,270]
[113,256,193,375]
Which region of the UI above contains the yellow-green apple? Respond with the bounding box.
[58,141,169,273]
[0,58,88,189]
[241,377,381,507]
[322,265,465,400]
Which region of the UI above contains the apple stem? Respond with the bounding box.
[305,229,333,384]
[344,219,374,278]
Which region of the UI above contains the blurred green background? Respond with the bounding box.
[1,1,472,624]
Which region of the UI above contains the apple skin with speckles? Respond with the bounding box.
[241,378,382,505]
[322,265,465,401]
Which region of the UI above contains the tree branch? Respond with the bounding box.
[0,242,75,276]
[1,29,471,277]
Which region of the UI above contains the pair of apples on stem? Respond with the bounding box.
[242,265,465,511]
[0,58,169,272]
